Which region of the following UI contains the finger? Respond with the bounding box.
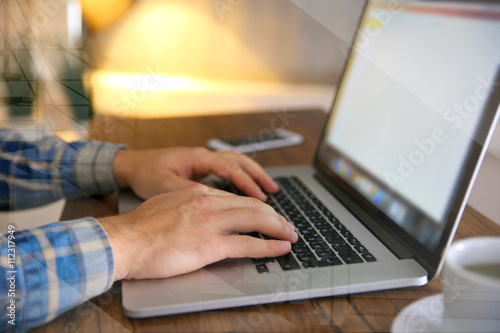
[219,152,280,194]
[197,155,268,201]
[185,194,278,215]
[163,174,239,198]
[222,235,292,259]
[215,208,297,242]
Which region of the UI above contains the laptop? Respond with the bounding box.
[120,0,500,318]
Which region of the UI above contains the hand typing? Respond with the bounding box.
[113,147,279,201]
[99,184,298,281]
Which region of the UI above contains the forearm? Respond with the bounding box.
[0,129,126,210]
[0,218,115,332]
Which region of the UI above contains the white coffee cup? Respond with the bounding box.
[442,236,500,320]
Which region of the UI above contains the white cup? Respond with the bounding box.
[442,237,500,320]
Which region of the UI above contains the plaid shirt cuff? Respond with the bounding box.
[1,217,115,332]
[73,142,127,196]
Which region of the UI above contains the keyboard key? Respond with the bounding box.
[309,214,323,221]
[252,258,263,265]
[304,234,322,242]
[295,221,311,229]
[294,236,306,245]
[348,237,360,246]
[317,257,343,267]
[312,221,328,228]
[315,249,336,258]
[319,232,336,240]
[337,249,364,264]
[302,260,318,269]
[287,210,301,218]
[341,230,352,238]
[362,253,377,262]
[325,234,343,244]
[297,252,315,262]
[256,264,269,274]
[331,242,351,251]
[320,228,338,236]
[291,244,309,253]
[252,257,275,265]
[310,241,329,251]
[354,245,368,253]
[299,227,315,234]
[323,211,334,219]
[335,223,346,232]
[276,253,301,270]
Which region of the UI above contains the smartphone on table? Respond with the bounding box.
[207,129,303,153]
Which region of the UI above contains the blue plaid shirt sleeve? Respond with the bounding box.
[0,128,126,331]
[0,129,126,210]
[0,218,115,332]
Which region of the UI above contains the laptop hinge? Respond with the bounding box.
[314,170,416,261]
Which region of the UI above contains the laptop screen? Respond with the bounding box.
[317,0,500,251]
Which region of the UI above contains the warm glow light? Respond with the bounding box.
[93,0,278,81]
[90,70,334,119]
[87,1,329,119]
[92,71,215,92]
[80,0,133,31]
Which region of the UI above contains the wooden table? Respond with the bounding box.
[33,110,500,332]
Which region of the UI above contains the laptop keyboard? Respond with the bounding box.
[219,176,376,273]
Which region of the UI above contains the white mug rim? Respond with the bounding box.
[446,236,500,289]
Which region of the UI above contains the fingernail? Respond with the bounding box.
[279,241,291,249]
[272,181,280,191]
[290,229,298,241]
[287,221,295,230]
[259,190,267,201]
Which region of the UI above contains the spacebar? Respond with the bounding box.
[276,253,301,270]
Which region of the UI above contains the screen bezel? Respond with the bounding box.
[312,0,500,279]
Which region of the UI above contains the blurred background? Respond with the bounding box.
[0,0,498,224]
[86,0,364,118]
[0,0,365,133]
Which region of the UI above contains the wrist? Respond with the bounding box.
[113,149,134,189]
[98,215,134,281]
